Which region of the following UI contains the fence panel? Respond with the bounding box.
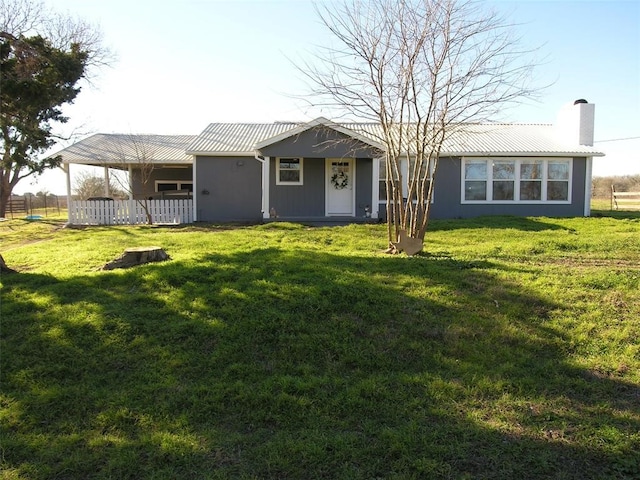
[69,200,193,225]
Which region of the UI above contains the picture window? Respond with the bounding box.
[462,158,571,203]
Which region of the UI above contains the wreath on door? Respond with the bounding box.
[331,171,349,189]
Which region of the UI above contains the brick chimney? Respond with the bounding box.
[555,99,595,146]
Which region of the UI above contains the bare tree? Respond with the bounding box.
[1,0,114,71]
[110,135,158,225]
[301,0,539,254]
[73,170,127,200]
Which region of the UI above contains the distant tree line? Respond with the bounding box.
[592,175,640,198]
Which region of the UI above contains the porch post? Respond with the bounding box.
[192,156,198,221]
[128,164,134,224]
[371,157,380,219]
[128,164,134,199]
[64,163,72,224]
[262,156,270,220]
[103,166,110,197]
[584,156,593,217]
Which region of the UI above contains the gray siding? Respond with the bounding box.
[379,157,588,220]
[130,167,193,197]
[269,157,375,218]
[258,127,381,159]
[356,158,373,217]
[269,157,325,216]
[195,156,262,222]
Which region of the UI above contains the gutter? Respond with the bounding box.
[186,150,256,157]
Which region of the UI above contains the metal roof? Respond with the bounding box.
[185,123,299,155]
[56,134,197,165]
[187,120,604,157]
[56,122,604,166]
[439,124,604,157]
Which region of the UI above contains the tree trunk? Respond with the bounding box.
[0,254,17,273]
[392,229,424,256]
[138,199,153,225]
[0,176,12,218]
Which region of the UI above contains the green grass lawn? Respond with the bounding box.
[2,213,639,479]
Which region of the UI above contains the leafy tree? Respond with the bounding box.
[0,0,110,217]
[302,0,539,254]
[0,32,87,216]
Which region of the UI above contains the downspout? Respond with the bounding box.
[254,152,270,220]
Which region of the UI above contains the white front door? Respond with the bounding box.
[326,158,355,216]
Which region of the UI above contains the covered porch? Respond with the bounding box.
[56,134,196,225]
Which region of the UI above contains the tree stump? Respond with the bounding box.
[102,247,169,270]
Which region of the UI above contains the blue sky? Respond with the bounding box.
[15,0,640,194]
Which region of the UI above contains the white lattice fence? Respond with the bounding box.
[69,200,193,225]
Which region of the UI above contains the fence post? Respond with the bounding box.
[611,185,615,210]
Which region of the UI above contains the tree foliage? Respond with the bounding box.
[303,0,539,253]
[0,0,110,217]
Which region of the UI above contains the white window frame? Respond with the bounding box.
[276,157,304,185]
[155,180,193,192]
[378,157,434,203]
[461,157,572,204]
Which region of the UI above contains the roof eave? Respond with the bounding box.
[452,151,605,158]
[186,150,255,157]
[61,158,193,165]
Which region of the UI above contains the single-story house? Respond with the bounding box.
[57,100,604,225]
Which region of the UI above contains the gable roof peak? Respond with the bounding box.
[254,116,384,151]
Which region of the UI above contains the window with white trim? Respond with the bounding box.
[276,158,303,185]
[464,160,488,201]
[155,181,193,192]
[520,161,543,200]
[462,158,571,203]
[378,158,433,201]
[378,158,388,200]
[547,161,570,200]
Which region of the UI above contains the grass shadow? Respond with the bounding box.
[429,215,576,232]
[2,248,639,479]
[590,209,640,220]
